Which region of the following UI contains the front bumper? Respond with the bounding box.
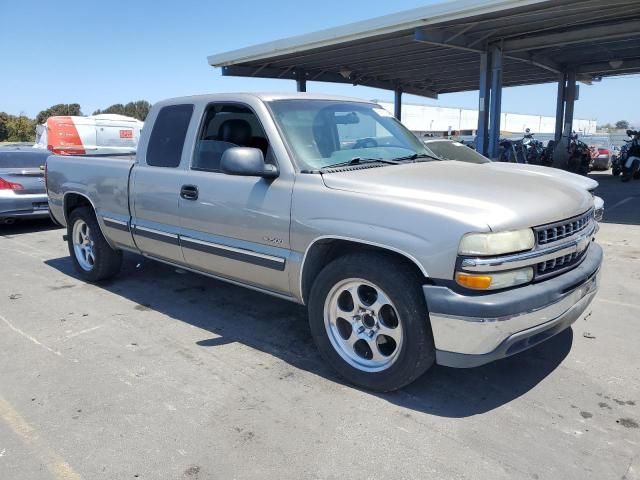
[425,242,602,368]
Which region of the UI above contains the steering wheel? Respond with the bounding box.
[353,137,378,149]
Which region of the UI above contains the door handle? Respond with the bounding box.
[180,184,199,200]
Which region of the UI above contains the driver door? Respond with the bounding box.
[177,102,293,295]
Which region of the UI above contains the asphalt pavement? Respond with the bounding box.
[0,171,638,480]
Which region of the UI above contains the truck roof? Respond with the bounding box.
[154,92,378,107]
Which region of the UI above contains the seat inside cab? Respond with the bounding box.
[193,104,274,172]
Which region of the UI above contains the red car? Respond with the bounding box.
[589,144,612,170]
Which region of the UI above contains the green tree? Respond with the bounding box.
[0,112,9,141]
[35,103,82,125]
[124,100,151,121]
[6,115,36,142]
[615,120,630,130]
[93,103,125,117]
[93,100,151,121]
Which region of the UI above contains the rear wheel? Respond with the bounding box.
[68,207,122,282]
[308,253,435,391]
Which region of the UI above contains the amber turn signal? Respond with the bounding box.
[455,272,492,290]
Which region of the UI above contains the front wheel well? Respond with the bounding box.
[300,239,429,304]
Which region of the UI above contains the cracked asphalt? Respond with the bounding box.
[0,171,638,480]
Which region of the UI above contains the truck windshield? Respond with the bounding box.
[268,100,432,171]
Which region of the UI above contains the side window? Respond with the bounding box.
[192,103,273,172]
[146,104,194,167]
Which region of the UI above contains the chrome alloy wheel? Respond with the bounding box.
[323,278,403,372]
[72,219,95,271]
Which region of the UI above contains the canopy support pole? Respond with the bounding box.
[488,46,503,159]
[476,51,491,156]
[563,71,577,137]
[554,74,567,142]
[296,69,307,92]
[394,87,403,120]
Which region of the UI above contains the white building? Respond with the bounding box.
[377,101,597,135]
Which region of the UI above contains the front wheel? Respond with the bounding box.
[308,253,435,391]
[68,207,122,282]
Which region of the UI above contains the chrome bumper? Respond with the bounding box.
[425,242,602,368]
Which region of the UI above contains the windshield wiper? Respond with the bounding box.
[318,157,399,171]
[391,153,441,162]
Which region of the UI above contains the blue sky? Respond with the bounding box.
[1,0,637,125]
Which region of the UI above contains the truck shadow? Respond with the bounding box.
[46,253,572,418]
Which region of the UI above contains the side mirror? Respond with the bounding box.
[220,147,279,179]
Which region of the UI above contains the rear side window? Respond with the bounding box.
[146,104,194,167]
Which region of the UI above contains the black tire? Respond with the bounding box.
[67,207,122,282]
[308,252,435,392]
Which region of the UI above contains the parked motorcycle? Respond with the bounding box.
[621,129,640,182]
[498,138,516,162]
[567,133,592,176]
[540,140,555,167]
[522,129,545,165]
[498,137,527,163]
[612,143,626,176]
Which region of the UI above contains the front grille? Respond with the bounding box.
[535,209,593,246]
[536,247,588,278]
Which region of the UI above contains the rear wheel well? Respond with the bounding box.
[64,193,93,223]
[300,239,428,304]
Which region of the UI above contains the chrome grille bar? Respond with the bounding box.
[535,209,593,246]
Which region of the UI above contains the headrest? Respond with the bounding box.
[218,119,252,145]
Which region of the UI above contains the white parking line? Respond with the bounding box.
[0,313,62,357]
[62,325,102,341]
[596,298,640,311]
[607,196,635,211]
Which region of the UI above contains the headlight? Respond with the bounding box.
[458,229,535,256]
[456,267,533,290]
[593,195,604,222]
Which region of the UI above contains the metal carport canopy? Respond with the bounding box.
[207,0,640,99]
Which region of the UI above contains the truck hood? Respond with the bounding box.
[485,162,598,192]
[321,161,593,231]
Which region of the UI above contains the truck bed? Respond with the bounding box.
[46,153,135,235]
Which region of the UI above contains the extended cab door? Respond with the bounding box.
[130,104,194,264]
[177,102,293,295]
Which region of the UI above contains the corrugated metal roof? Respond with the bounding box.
[208,0,640,98]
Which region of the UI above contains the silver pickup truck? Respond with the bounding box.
[46,93,603,391]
